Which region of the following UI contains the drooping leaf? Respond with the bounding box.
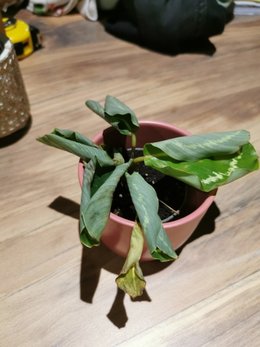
[80,159,97,247]
[90,151,125,197]
[86,95,139,136]
[91,164,115,196]
[37,128,114,167]
[52,129,99,147]
[144,130,251,162]
[144,142,259,192]
[116,222,146,298]
[112,151,125,166]
[80,161,131,247]
[104,95,139,134]
[85,100,105,119]
[126,172,178,262]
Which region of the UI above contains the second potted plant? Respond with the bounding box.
[38,95,259,298]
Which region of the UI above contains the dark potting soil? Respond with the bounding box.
[111,148,187,223]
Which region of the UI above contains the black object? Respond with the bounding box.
[102,0,234,55]
[0,33,8,55]
[30,25,42,51]
[11,24,42,58]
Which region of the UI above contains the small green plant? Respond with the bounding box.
[38,96,259,298]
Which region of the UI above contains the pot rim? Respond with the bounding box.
[78,120,216,229]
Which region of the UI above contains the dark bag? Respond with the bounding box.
[103,0,234,54]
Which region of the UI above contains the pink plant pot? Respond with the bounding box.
[78,121,216,261]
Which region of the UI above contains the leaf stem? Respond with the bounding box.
[132,155,151,164]
[131,133,137,149]
[132,152,166,163]
[130,133,137,159]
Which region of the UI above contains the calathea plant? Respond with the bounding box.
[38,95,259,298]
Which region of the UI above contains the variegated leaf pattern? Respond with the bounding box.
[144,131,259,192]
[144,143,259,192]
[144,130,250,162]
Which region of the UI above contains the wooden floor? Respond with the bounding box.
[1,10,260,347]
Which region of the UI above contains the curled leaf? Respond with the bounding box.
[116,222,146,298]
[144,142,259,192]
[79,159,97,247]
[37,128,114,167]
[86,95,139,135]
[80,161,131,247]
[144,130,251,162]
[126,172,177,262]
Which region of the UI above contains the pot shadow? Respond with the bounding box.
[176,201,220,256]
[49,196,220,328]
[0,116,32,148]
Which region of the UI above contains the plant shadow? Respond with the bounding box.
[79,235,153,328]
[49,196,220,328]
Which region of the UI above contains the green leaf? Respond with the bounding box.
[112,151,125,166]
[144,130,251,162]
[53,129,99,147]
[80,161,131,247]
[126,172,178,262]
[91,165,115,196]
[85,100,105,119]
[90,151,125,198]
[80,159,97,247]
[144,142,259,192]
[116,222,146,298]
[37,128,114,167]
[86,95,139,136]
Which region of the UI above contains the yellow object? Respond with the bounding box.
[3,17,41,59]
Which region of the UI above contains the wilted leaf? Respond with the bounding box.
[144,130,251,162]
[126,172,177,262]
[116,222,146,298]
[52,129,99,147]
[37,128,114,167]
[80,161,131,247]
[91,165,115,196]
[112,151,125,166]
[85,100,105,119]
[86,95,139,136]
[80,159,97,247]
[144,142,259,192]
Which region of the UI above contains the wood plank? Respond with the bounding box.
[0,10,260,347]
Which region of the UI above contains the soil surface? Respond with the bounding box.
[111,148,187,222]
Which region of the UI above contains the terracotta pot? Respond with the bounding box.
[78,121,216,261]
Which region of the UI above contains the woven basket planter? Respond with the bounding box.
[0,36,30,138]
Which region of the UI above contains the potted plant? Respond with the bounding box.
[38,95,259,298]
